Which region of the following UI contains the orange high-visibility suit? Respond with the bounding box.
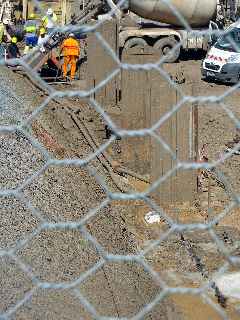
[61,37,80,80]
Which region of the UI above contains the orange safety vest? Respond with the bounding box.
[61,38,80,56]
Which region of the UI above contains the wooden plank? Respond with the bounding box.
[150,70,177,204]
[175,92,190,202]
[150,72,198,205]
[170,90,178,203]
[176,84,197,203]
[175,79,198,198]
[22,0,27,20]
[119,47,158,175]
[120,52,150,174]
[61,0,67,25]
[101,21,119,108]
[86,20,119,108]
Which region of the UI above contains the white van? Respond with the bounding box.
[201,22,240,83]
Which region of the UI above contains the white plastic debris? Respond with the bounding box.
[144,211,161,224]
[215,273,240,299]
[98,14,113,21]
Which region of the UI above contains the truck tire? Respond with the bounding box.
[124,37,147,50]
[154,37,180,63]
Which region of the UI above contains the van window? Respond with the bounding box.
[214,27,240,52]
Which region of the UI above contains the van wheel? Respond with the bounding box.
[154,37,180,63]
[124,38,147,50]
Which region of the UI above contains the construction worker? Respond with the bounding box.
[24,13,38,54]
[61,33,80,81]
[42,8,57,34]
[7,36,20,59]
[0,35,7,59]
[229,0,237,21]
[37,27,48,52]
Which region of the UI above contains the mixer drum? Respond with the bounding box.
[128,0,217,27]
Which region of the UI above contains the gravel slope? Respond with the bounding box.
[0,66,182,319]
[2,53,240,319]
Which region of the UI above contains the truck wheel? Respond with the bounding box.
[124,38,147,50]
[154,37,180,63]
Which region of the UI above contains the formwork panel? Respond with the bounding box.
[87,20,119,108]
[119,48,156,175]
[150,71,177,203]
[151,80,198,205]
[120,48,197,204]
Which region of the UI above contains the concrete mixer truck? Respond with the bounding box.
[77,0,234,62]
[34,0,234,68]
[117,0,231,62]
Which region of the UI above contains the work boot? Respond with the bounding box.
[62,75,68,82]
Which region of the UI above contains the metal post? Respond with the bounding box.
[22,0,27,20]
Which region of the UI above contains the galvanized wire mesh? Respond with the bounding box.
[1,0,240,319]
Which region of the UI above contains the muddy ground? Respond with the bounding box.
[1,50,240,320]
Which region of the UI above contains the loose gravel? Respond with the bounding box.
[0,66,180,319]
[0,131,45,190]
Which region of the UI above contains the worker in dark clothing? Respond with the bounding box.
[229,0,237,21]
[7,36,20,58]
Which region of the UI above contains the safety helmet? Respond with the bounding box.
[69,33,75,38]
[40,27,46,35]
[11,36,17,44]
[29,13,35,19]
[47,8,53,15]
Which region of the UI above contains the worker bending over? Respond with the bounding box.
[61,33,80,81]
[7,36,20,59]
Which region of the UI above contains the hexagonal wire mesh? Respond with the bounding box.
[1,0,240,319]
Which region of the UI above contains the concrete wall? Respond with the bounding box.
[87,21,198,205]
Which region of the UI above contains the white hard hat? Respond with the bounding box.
[69,33,75,37]
[47,8,53,15]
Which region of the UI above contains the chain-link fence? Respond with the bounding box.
[1,0,240,319]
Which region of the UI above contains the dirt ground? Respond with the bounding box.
[122,56,240,319]
[1,49,240,319]
[0,66,180,319]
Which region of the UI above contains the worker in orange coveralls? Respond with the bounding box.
[61,33,80,81]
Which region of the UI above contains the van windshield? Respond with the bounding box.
[214,27,240,52]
